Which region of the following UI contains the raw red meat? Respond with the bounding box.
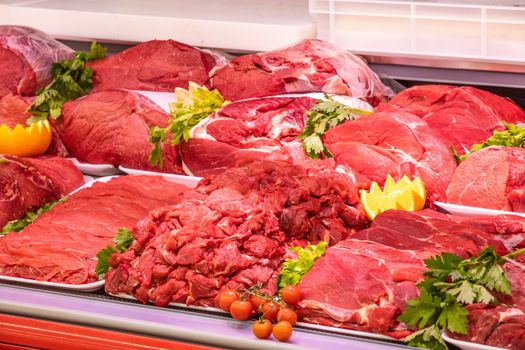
[0,94,69,157]
[377,85,525,154]
[55,89,183,173]
[180,96,317,176]
[89,40,223,93]
[209,39,392,105]
[0,175,191,284]
[449,304,525,350]
[0,25,73,98]
[105,161,367,306]
[297,210,508,337]
[0,155,84,229]
[323,111,457,202]
[447,146,525,212]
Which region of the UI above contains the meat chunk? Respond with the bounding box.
[0,25,73,98]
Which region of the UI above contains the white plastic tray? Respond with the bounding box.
[309,0,525,65]
[434,201,525,218]
[108,292,397,342]
[442,332,506,350]
[69,157,121,177]
[118,166,202,188]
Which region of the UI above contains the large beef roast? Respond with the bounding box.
[0,94,68,156]
[447,146,525,212]
[105,161,367,306]
[377,85,525,154]
[209,39,392,105]
[0,26,73,98]
[89,40,223,93]
[297,210,508,338]
[323,111,456,203]
[56,89,183,173]
[0,155,84,228]
[0,175,190,284]
[180,96,317,176]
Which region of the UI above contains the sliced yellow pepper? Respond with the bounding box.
[360,174,426,220]
[0,120,52,157]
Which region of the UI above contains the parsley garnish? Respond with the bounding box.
[27,41,107,125]
[95,228,134,278]
[1,197,67,234]
[455,122,525,162]
[148,82,228,168]
[299,95,373,159]
[277,241,328,289]
[399,247,525,349]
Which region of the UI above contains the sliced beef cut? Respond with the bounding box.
[297,209,508,338]
[0,155,84,229]
[180,96,317,176]
[89,40,222,93]
[377,85,525,154]
[0,175,190,284]
[449,304,525,350]
[0,94,68,156]
[0,25,74,98]
[209,39,392,105]
[105,161,367,307]
[323,111,456,202]
[447,146,525,212]
[56,89,183,173]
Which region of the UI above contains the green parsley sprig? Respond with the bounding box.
[399,247,525,350]
[148,82,228,168]
[1,197,67,235]
[277,241,328,289]
[454,122,525,163]
[95,228,134,278]
[27,41,107,125]
[299,95,373,159]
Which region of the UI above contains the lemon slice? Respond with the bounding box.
[360,174,427,220]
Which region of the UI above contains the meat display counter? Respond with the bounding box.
[0,1,524,350]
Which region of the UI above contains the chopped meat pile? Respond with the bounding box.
[105,161,367,306]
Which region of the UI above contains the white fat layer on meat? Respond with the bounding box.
[181,160,195,176]
[188,115,221,140]
[335,165,357,183]
[499,308,524,322]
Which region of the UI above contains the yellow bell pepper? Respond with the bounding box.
[0,120,52,157]
[360,174,426,220]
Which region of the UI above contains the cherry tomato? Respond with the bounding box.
[277,307,297,326]
[262,301,280,322]
[250,295,267,313]
[273,321,293,342]
[281,285,301,305]
[108,252,121,268]
[218,290,240,312]
[252,319,272,339]
[230,300,254,320]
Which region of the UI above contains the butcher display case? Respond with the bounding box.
[0,0,524,349]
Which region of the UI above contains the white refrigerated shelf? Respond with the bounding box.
[0,0,317,51]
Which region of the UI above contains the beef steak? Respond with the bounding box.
[0,175,190,284]
[0,25,73,98]
[209,39,392,105]
[180,96,317,176]
[377,85,525,154]
[447,146,525,212]
[89,40,222,92]
[56,89,183,173]
[323,111,456,202]
[0,155,84,229]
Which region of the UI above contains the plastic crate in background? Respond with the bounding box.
[309,0,525,64]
